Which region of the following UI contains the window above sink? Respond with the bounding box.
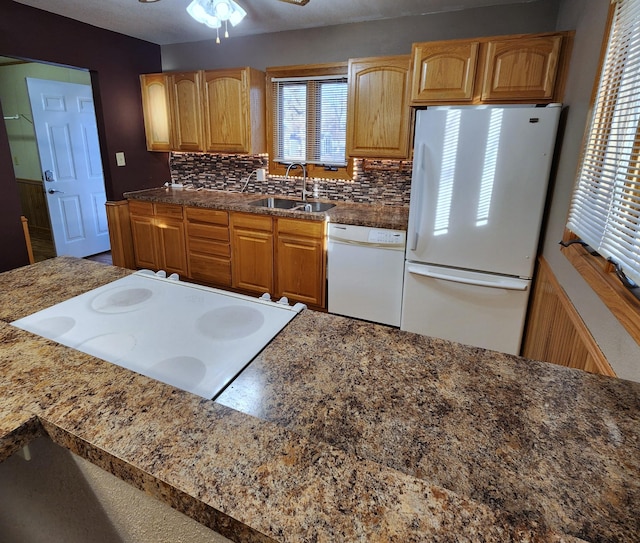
[266,63,354,182]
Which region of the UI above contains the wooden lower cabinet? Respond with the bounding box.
[129,201,159,270]
[276,218,325,308]
[230,213,274,295]
[129,200,188,277]
[186,207,231,287]
[128,203,327,309]
[230,212,327,308]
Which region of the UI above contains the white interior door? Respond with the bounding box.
[27,77,109,258]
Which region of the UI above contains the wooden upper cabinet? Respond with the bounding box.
[141,67,265,154]
[409,32,571,105]
[140,74,172,151]
[168,72,204,152]
[202,67,266,154]
[481,34,562,102]
[410,40,479,103]
[347,55,411,159]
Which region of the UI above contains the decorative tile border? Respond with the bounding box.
[170,152,412,206]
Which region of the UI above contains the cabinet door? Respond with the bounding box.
[156,218,188,277]
[154,204,188,276]
[168,72,204,151]
[347,56,411,158]
[140,74,172,151]
[130,213,159,270]
[481,35,562,102]
[231,213,274,294]
[276,218,325,308]
[202,68,250,153]
[410,41,479,103]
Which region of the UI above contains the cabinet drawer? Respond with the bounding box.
[189,254,232,286]
[278,218,324,238]
[128,200,154,216]
[154,203,184,219]
[186,207,229,225]
[189,238,230,258]
[188,222,230,242]
[231,212,273,232]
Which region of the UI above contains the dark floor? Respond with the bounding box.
[31,235,112,266]
[85,251,113,265]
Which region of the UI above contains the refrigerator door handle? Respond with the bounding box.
[407,264,529,291]
[409,143,427,251]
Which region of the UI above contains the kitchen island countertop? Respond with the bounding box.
[124,187,409,231]
[1,257,638,542]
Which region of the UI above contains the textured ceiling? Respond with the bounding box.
[12,0,537,45]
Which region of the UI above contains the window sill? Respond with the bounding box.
[560,237,640,346]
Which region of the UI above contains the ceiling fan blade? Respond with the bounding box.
[277,0,310,5]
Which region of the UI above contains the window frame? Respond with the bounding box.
[266,62,353,181]
[562,0,640,345]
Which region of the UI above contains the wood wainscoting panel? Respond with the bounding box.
[105,201,135,269]
[522,257,616,377]
[16,178,52,241]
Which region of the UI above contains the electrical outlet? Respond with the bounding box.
[115,152,126,167]
[256,168,266,181]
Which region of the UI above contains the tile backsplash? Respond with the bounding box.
[169,152,412,206]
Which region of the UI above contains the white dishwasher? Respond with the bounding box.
[327,223,406,327]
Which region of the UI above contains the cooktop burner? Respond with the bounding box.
[12,271,305,399]
[90,286,155,313]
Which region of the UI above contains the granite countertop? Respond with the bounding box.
[1,257,639,542]
[124,187,409,231]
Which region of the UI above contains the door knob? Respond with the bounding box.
[48,189,64,194]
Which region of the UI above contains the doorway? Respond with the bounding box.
[0,57,111,262]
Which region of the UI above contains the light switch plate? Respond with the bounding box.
[115,152,126,167]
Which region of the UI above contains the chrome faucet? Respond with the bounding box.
[284,162,309,202]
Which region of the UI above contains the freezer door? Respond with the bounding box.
[400,262,531,355]
[407,106,560,278]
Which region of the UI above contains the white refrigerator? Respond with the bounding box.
[400,105,561,355]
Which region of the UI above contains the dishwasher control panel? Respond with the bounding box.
[329,224,406,249]
[368,230,405,245]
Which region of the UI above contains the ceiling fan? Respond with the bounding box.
[276,0,310,5]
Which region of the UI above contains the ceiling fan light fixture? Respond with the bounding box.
[187,0,247,36]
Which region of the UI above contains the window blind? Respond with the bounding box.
[272,76,348,166]
[567,0,640,286]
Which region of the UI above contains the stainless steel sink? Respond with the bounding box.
[248,197,301,209]
[292,202,335,212]
[248,198,335,213]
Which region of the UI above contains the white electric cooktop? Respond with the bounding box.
[12,271,305,399]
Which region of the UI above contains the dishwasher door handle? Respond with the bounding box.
[329,238,405,249]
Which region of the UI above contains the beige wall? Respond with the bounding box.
[0,61,90,180]
[543,0,640,382]
[162,0,559,71]
[0,437,231,543]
